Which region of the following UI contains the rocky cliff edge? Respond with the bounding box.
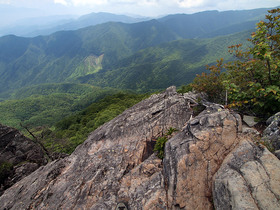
[0,87,279,209]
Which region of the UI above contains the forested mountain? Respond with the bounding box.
[78,30,252,91]
[0,8,279,205]
[0,8,267,96]
[28,12,148,37]
[0,20,178,94]
[158,8,268,38]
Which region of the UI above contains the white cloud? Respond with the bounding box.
[176,0,206,8]
[54,0,68,5]
[49,0,280,10]
[61,0,280,16]
[71,0,108,6]
[0,0,10,4]
[1,0,280,17]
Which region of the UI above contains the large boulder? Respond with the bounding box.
[163,105,242,209]
[262,112,280,152]
[0,124,47,196]
[213,140,280,210]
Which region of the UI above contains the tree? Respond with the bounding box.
[225,8,280,116]
[192,8,280,117]
[191,58,226,103]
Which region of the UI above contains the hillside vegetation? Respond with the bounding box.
[79,30,252,91]
[0,9,267,95]
[190,8,280,118]
[0,83,116,129]
[31,92,148,154]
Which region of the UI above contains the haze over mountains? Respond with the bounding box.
[0,12,148,37]
[0,8,269,96]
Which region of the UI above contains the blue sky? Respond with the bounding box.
[1,0,280,17]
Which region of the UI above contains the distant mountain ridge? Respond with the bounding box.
[158,8,268,38]
[0,12,148,37]
[0,8,270,96]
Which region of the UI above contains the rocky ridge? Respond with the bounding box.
[0,87,279,209]
[0,124,48,196]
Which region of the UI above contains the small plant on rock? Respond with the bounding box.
[0,161,13,185]
[154,127,178,159]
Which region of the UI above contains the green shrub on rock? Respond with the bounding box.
[154,127,178,159]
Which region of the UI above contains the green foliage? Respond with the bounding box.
[191,58,226,103]
[224,8,280,116]
[0,10,266,95]
[177,84,193,93]
[154,127,178,159]
[0,83,116,129]
[0,20,179,94]
[41,92,148,154]
[82,32,250,92]
[191,8,280,117]
[0,161,13,185]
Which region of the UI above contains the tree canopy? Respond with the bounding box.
[191,8,280,118]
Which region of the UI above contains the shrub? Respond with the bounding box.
[154,127,178,159]
[191,8,280,117]
[0,161,13,185]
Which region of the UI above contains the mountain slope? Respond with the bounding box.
[0,8,269,95]
[78,30,252,92]
[0,20,177,94]
[29,12,147,37]
[0,83,116,128]
[158,8,268,38]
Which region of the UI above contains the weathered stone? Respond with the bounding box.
[243,115,258,127]
[242,124,260,138]
[163,105,242,209]
[262,112,280,151]
[0,124,47,196]
[118,154,167,210]
[213,139,280,210]
[0,87,193,209]
[275,149,280,159]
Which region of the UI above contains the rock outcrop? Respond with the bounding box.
[213,140,280,210]
[0,87,193,209]
[0,87,279,210]
[0,124,48,196]
[164,105,242,209]
[262,112,280,153]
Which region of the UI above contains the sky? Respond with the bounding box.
[1,0,280,18]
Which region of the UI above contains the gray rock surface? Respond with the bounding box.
[0,87,193,209]
[0,124,47,196]
[213,140,280,210]
[164,105,242,209]
[243,115,258,127]
[242,125,260,138]
[262,112,280,152]
[275,149,280,159]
